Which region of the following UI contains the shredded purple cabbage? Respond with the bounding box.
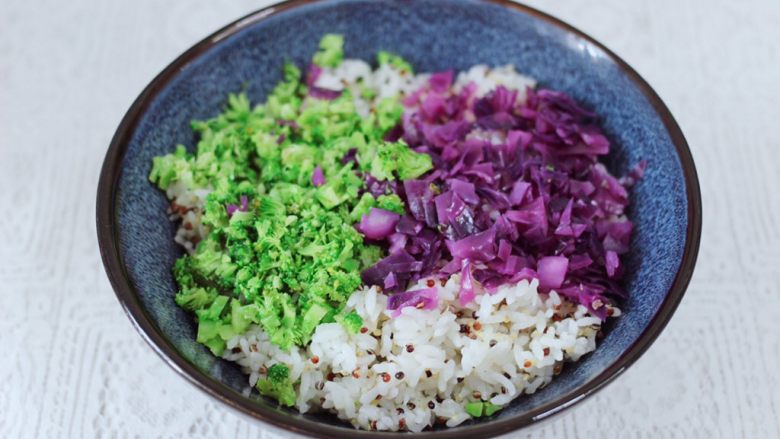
[305,63,342,100]
[311,165,326,187]
[226,195,249,217]
[360,75,643,319]
[386,287,439,317]
[357,208,401,241]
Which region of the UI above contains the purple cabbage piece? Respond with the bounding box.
[537,256,568,289]
[605,250,620,278]
[309,86,342,100]
[447,227,497,262]
[357,208,401,240]
[361,251,423,293]
[305,63,322,87]
[226,195,249,217]
[304,64,342,99]
[403,180,438,227]
[386,287,439,317]
[277,119,299,129]
[447,178,479,204]
[428,70,453,93]
[396,215,423,235]
[311,166,326,187]
[459,261,476,305]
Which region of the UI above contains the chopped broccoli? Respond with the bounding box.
[149,144,190,190]
[464,401,503,417]
[376,194,405,214]
[297,302,331,344]
[313,34,344,68]
[377,50,414,74]
[369,142,433,181]
[336,311,364,334]
[465,401,483,417]
[256,363,297,407]
[195,296,230,355]
[175,286,218,312]
[484,402,502,416]
[150,35,406,367]
[230,299,260,333]
[349,193,376,222]
[375,97,404,133]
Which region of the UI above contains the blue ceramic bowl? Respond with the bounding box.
[97,0,701,437]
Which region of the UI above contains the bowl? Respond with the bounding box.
[96,0,702,437]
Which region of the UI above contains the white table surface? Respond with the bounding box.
[2,0,779,437]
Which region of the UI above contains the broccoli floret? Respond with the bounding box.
[149,145,190,190]
[376,194,405,215]
[349,193,376,222]
[297,302,331,345]
[358,245,382,268]
[312,34,344,68]
[377,50,414,74]
[175,286,218,312]
[256,363,297,407]
[369,142,433,181]
[315,164,362,209]
[336,311,364,334]
[230,299,260,333]
[375,97,404,133]
[195,296,230,355]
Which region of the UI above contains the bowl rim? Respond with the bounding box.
[96,0,702,437]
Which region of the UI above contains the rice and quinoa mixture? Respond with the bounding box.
[150,35,640,432]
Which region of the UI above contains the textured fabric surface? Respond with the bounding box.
[1,0,778,438]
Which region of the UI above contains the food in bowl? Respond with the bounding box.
[148,35,644,432]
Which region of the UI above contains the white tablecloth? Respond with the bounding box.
[3,0,778,437]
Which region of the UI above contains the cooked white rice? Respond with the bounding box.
[223,277,613,432]
[164,60,614,432]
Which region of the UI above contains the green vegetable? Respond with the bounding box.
[313,34,344,68]
[376,194,405,214]
[377,50,414,74]
[149,144,190,190]
[256,363,297,407]
[464,401,483,417]
[375,97,404,133]
[464,401,503,418]
[149,34,419,354]
[195,296,230,355]
[336,311,364,334]
[230,299,260,333]
[484,402,502,416]
[349,192,377,222]
[368,141,433,181]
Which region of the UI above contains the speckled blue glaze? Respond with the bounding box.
[115,0,688,430]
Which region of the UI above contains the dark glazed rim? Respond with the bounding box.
[96,0,702,437]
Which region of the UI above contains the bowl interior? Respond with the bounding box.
[110,0,690,434]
